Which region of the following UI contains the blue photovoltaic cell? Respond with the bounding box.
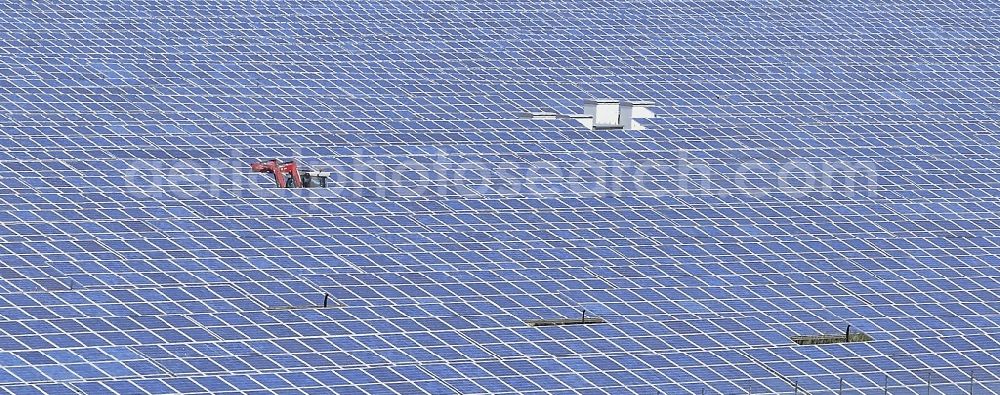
[0,0,998,394]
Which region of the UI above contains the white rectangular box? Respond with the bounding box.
[584,99,621,127]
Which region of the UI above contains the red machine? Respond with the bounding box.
[251,160,327,188]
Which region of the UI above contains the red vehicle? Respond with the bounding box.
[250,160,328,188]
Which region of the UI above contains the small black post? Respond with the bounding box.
[839,377,843,395]
[927,371,931,395]
[845,324,851,342]
[969,371,974,395]
[701,388,705,395]
[581,309,586,324]
[793,380,798,394]
[884,374,888,395]
[323,293,329,308]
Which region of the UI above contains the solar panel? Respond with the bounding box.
[0,0,998,393]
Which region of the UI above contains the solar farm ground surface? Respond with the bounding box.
[0,0,999,394]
